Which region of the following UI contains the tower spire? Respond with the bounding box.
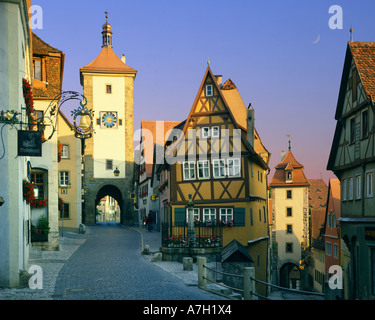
[350,25,353,42]
[102,11,113,48]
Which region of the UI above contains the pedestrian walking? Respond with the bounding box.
[143,216,148,229]
[147,213,152,232]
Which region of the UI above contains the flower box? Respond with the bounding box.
[31,233,48,242]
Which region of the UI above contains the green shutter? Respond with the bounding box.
[174,208,186,226]
[234,207,245,226]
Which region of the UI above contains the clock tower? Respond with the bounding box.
[80,13,137,225]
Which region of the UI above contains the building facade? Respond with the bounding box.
[327,41,375,300]
[164,66,271,295]
[0,0,33,287]
[80,15,137,225]
[57,110,82,233]
[269,149,310,289]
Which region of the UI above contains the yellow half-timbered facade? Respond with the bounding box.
[164,66,271,292]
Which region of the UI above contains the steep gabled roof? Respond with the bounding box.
[166,66,269,170]
[328,41,375,171]
[32,32,62,55]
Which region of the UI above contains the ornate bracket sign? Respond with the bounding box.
[17,130,42,157]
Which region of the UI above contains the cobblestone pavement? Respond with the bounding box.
[0,222,228,300]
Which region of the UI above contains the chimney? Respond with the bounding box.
[247,108,255,149]
[281,151,286,161]
[215,75,223,88]
[121,54,126,64]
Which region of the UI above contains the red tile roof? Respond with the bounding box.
[269,151,309,187]
[80,46,137,75]
[349,42,375,101]
[308,179,328,209]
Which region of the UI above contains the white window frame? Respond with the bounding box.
[355,174,361,200]
[219,208,233,222]
[211,126,220,138]
[348,177,353,200]
[197,160,210,179]
[367,171,374,198]
[326,241,332,256]
[186,208,200,222]
[212,159,226,178]
[61,145,69,159]
[59,171,69,187]
[227,158,241,177]
[183,161,196,180]
[205,84,213,97]
[201,127,210,138]
[203,208,216,222]
[333,243,339,259]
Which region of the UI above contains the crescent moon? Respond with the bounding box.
[312,34,320,44]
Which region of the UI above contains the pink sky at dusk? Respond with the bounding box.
[32,0,375,186]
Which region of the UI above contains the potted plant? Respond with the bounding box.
[31,215,50,242]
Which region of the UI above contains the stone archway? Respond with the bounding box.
[95,185,123,223]
[280,262,301,289]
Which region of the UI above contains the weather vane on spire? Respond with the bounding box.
[286,134,291,151]
[105,11,109,22]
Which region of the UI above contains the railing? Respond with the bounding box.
[161,222,223,248]
[197,256,326,300]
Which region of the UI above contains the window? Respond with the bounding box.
[286,207,292,217]
[197,160,210,179]
[220,208,233,222]
[205,84,213,97]
[60,203,70,219]
[201,127,210,138]
[342,179,347,201]
[33,59,42,80]
[106,159,113,170]
[348,177,353,200]
[106,84,112,94]
[333,243,339,259]
[286,190,292,199]
[250,208,253,226]
[61,145,69,159]
[286,243,293,253]
[212,159,226,178]
[227,159,241,177]
[186,208,200,222]
[286,224,293,234]
[367,171,374,198]
[286,171,292,182]
[350,117,356,144]
[203,208,216,222]
[326,241,332,256]
[263,206,266,223]
[371,248,375,295]
[59,171,69,187]
[356,175,361,199]
[31,172,45,200]
[183,161,196,180]
[362,110,369,139]
[212,126,220,138]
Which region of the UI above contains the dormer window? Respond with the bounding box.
[286,171,293,183]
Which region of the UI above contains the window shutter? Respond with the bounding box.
[234,208,245,226]
[174,208,186,226]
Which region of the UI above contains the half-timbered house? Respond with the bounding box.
[327,41,375,300]
[163,66,271,293]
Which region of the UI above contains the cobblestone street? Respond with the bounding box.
[0,223,227,300]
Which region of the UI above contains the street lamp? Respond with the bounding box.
[113,167,120,177]
[187,194,196,247]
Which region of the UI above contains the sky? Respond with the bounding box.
[32,0,375,185]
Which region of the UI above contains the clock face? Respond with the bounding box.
[101,112,117,129]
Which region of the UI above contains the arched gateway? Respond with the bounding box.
[79,14,137,226]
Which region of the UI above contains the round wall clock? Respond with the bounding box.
[101,112,117,128]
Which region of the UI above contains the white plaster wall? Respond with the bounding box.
[92,75,126,179]
[273,186,308,265]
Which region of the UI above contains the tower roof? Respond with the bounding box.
[80,13,137,83]
[269,151,309,187]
